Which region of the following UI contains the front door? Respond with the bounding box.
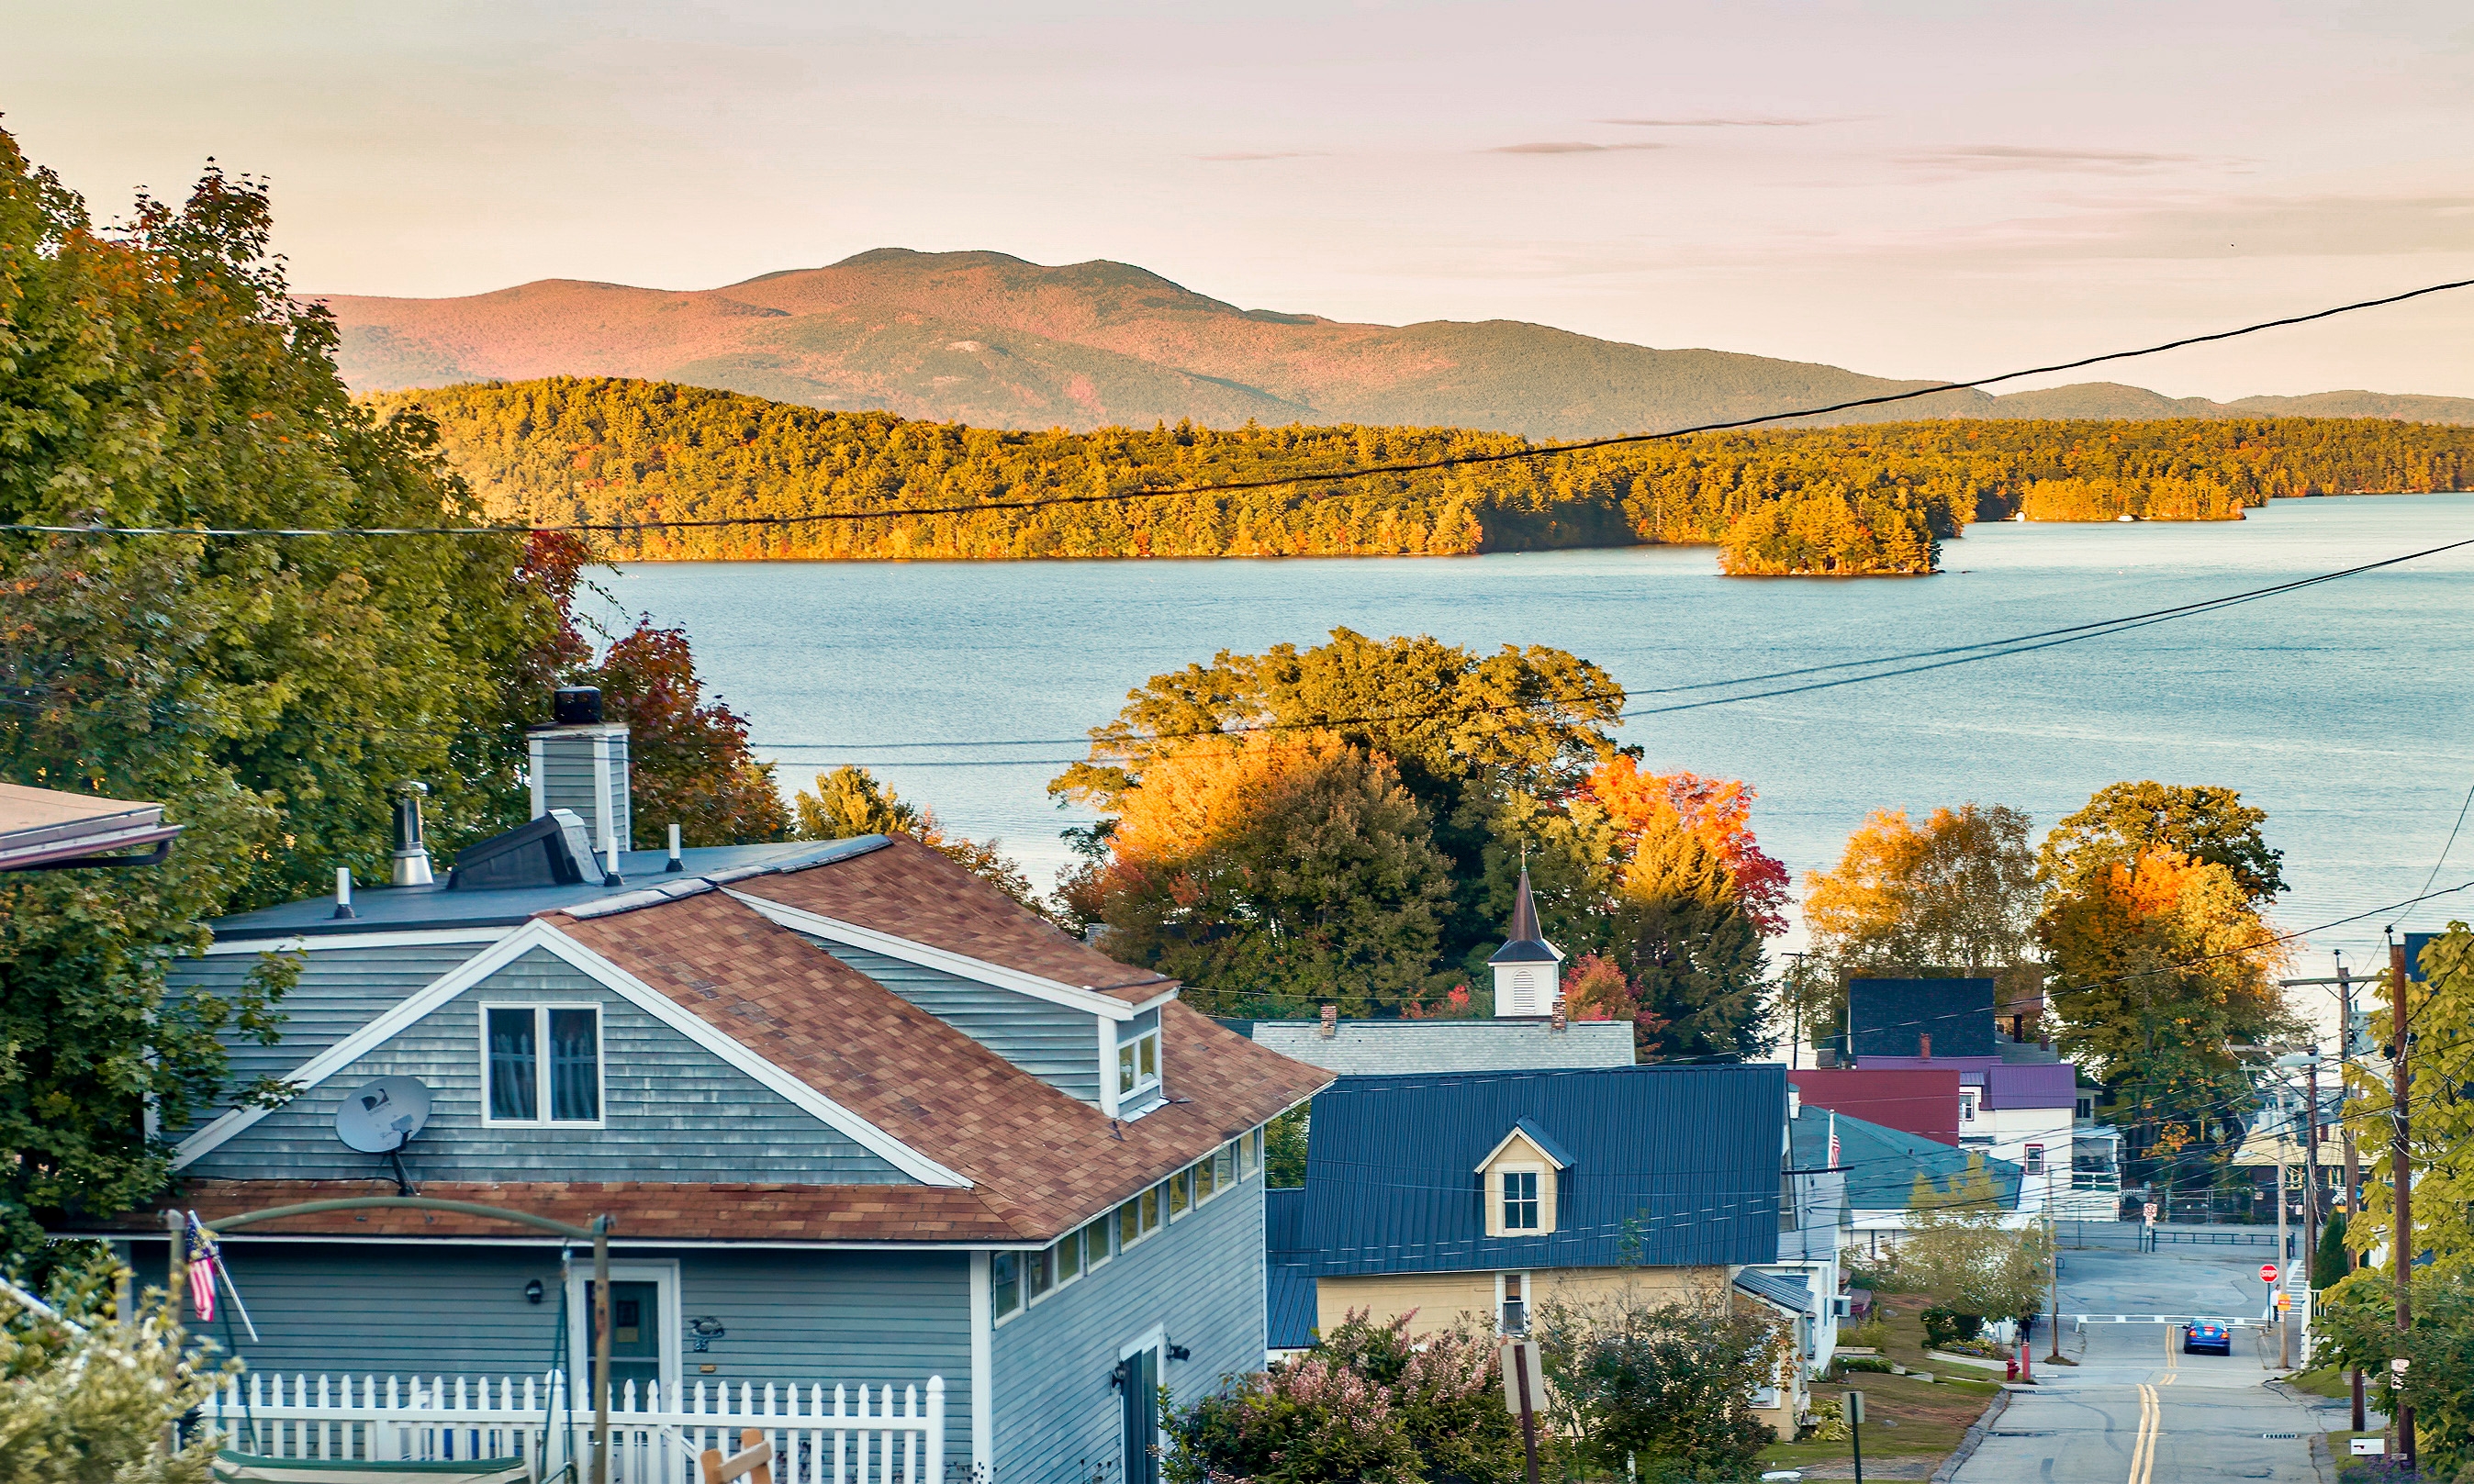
[586,1280,664,1402]
[1120,1345,1159,1484]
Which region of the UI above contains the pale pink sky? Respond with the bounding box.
[11,1,2474,397]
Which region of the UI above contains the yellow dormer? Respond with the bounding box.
[1477,1120,1571,1237]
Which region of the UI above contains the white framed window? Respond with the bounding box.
[1958,1091,1979,1122]
[1502,1169,1542,1231]
[1496,1272,1530,1335]
[1116,1028,1160,1099]
[993,1252,1022,1322]
[2024,1144,2045,1175]
[483,1003,604,1125]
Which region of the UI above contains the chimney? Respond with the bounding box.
[390,781,433,887]
[1318,1004,1338,1039]
[1919,1032,1932,1059]
[1549,997,1567,1032]
[528,686,631,873]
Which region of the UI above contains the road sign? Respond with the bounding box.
[2277,1291,2290,1311]
[2144,1202,2158,1222]
[2259,1263,2278,1283]
[1498,1341,1541,1415]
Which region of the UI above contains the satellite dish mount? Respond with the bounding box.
[335,1076,434,1197]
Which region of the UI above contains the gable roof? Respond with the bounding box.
[1476,1117,1574,1171]
[1830,1109,2022,1213]
[735,834,1175,1004]
[1235,1019,1635,1075]
[1301,1064,1784,1277]
[1789,1068,1963,1146]
[1847,977,1997,1061]
[549,890,1325,1239]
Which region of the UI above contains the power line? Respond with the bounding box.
[6,277,2470,541]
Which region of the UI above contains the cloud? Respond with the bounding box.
[1597,117,1853,128]
[1486,140,1668,154]
[1897,145,2230,175]
[1195,151,1325,162]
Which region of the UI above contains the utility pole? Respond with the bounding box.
[2045,1211,2065,1366]
[2389,936,2415,1473]
[2338,951,2364,1432]
[2277,1140,2291,1369]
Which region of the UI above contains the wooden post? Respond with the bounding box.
[162,1211,185,1457]
[593,1216,613,1484]
[700,1428,774,1484]
[2390,940,2414,1472]
[1515,1351,1539,1484]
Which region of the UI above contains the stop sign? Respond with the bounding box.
[2261,1263,2279,1283]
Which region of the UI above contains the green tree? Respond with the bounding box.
[1053,628,1626,981]
[1533,1286,1789,1481]
[583,619,789,847]
[790,764,1045,915]
[1897,1156,2053,1322]
[2040,780,2286,908]
[2039,846,2291,1204]
[2313,1211,2352,1290]
[0,132,567,1259]
[1803,802,2045,1034]
[1068,733,1455,1014]
[0,1276,220,1484]
[2312,1266,2474,1481]
[1613,808,1768,1061]
[2342,925,2474,1273]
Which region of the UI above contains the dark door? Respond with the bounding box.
[586,1280,664,1401]
[1121,1346,1159,1484]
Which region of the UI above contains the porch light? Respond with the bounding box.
[525,1279,544,1304]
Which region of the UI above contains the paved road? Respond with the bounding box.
[1950,1245,2362,1484]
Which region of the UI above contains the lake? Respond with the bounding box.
[604,493,2474,964]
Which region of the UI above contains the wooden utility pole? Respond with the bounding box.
[2389,939,2415,1473]
[2339,954,2364,1431]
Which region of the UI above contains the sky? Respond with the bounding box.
[9,1,2474,398]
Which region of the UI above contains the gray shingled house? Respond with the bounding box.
[67,714,1327,1484]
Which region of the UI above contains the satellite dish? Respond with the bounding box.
[337,1076,432,1154]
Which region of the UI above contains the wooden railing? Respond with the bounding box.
[207,1372,946,1484]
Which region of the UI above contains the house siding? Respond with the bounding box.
[185,947,913,1184]
[1315,1264,1730,1342]
[165,943,498,1133]
[795,934,1103,1106]
[991,1170,1267,1483]
[159,1243,972,1465]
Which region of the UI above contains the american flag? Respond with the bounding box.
[185,1214,222,1322]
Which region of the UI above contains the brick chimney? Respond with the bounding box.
[1919,1032,1932,1059]
[1318,1004,1337,1039]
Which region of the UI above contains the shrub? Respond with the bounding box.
[1920,1309,1984,1350]
[1801,1397,1851,1442]
[1163,1311,1525,1484]
[1839,1319,1891,1351]
[1,1272,221,1484]
[1533,1286,1789,1481]
[1830,1356,1894,1378]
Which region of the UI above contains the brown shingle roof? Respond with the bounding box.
[84,1179,1024,1243]
[735,833,1173,1002]
[542,889,1327,1243]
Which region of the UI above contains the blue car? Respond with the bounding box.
[2184,1320,2233,1355]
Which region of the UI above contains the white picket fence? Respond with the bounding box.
[207,1372,945,1484]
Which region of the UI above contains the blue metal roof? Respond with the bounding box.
[208,836,890,939]
[1733,1268,1812,1313]
[1847,977,1996,1060]
[1300,1064,1786,1277]
[1829,1110,2022,1212]
[1264,1186,1318,1351]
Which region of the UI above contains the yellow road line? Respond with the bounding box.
[2130,1382,2162,1484]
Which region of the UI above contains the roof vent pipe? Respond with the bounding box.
[666,821,683,874]
[391,781,434,887]
[332,866,356,920]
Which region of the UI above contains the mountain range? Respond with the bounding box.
[316,249,2474,440]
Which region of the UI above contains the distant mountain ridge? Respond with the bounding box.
[316,249,2474,439]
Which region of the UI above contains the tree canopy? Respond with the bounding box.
[2039,780,2286,907]
[0,132,574,1258]
[370,376,2474,570]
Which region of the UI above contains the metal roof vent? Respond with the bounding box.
[391,781,433,887]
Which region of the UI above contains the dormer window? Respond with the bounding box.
[1503,1171,1541,1231]
[1116,1026,1159,1099]
[1478,1120,1570,1238]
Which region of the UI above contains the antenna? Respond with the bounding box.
[336,1076,433,1196]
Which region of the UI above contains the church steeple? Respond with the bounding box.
[1486,865,1563,1017]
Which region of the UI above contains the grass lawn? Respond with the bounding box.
[2286,1365,2357,1401]
[1758,1291,2006,1475]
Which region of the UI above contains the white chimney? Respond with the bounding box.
[528,686,631,873]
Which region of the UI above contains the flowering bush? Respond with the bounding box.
[1533,1287,1788,1482]
[2,1273,220,1484]
[1163,1311,1527,1484]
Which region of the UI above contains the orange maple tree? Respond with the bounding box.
[1585,758,1789,934]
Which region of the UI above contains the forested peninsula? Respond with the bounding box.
[373,377,2474,574]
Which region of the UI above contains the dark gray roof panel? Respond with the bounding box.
[1830,1110,2022,1211]
[1848,977,1997,1060]
[1301,1064,1785,1277]
[209,837,891,938]
[1733,1268,1812,1312]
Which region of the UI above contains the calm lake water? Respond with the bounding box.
[607,494,2474,963]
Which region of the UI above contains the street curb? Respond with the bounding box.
[2307,1431,2335,1484]
[1928,1388,2009,1484]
